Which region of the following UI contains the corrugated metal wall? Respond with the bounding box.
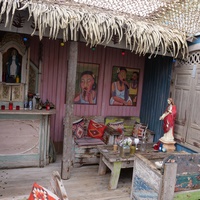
[30,36,173,143]
[101,46,144,117]
[74,44,145,117]
[29,37,145,143]
[140,55,173,142]
[30,36,69,142]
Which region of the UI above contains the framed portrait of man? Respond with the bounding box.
[110,66,140,106]
[74,62,99,105]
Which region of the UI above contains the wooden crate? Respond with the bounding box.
[131,153,200,200]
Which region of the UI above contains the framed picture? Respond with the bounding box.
[74,62,99,105]
[110,66,140,106]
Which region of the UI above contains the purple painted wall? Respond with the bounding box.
[30,37,145,142]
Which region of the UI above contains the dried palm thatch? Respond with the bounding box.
[0,0,199,59]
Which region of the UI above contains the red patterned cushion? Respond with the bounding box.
[108,121,124,133]
[87,120,106,140]
[28,182,60,200]
[72,118,85,139]
[132,122,147,138]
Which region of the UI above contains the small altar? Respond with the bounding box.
[0,109,56,168]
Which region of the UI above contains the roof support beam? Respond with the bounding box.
[61,41,78,179]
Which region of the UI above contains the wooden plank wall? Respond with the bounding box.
[29,37,145,144]
[74,43,145,116]
[101,46,144,117]
[30,36,68,143]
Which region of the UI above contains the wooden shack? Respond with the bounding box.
[0,1,199,181]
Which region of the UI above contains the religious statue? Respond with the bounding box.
[6,49,20,83]
[159,98,177,143]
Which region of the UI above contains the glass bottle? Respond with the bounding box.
[140,137,146,152]
[16,75,20,83]
[46,99,50,110]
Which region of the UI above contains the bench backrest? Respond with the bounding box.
[104,116,140,136]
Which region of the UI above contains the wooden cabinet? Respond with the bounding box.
[0,83,24,102]
[170,50,200,151]
[0,109,56,168]
[0,33,29,107]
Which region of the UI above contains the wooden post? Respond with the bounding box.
[61,41,78,179]
[160,162,177,200]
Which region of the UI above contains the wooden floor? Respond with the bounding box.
[0,155,132,200]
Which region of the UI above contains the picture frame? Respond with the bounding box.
[74,62,99,105]
[110,66,140,106]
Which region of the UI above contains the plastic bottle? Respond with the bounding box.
[159,143,163,152]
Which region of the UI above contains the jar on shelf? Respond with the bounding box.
[9,102,13,110]
[16,75,20,83]
[46,99,50,110]
[120,145,130,158]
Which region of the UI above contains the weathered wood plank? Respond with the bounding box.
[163,154,200,191]
[1,155,132,200]
[62,41,78,179]
[49,171,69,200]
[109,161,122,190]
[98,154,107,175]
[161,163,177,200]
[131,154,162,200]
[173,189,200,200]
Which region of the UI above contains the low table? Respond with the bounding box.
[97,144,175,190]
[97,145,135,190]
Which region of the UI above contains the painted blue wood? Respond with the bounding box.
[176,144,197,153]
[140,55,173,142]
[133,175,158,199]
[188,35,200,46]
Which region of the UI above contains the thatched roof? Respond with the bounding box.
[0,0,200,58]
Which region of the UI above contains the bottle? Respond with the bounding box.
[130,145,136,155]
[159,143,163,152]
[140,137,146,152]
[35,94,40,109]
[29,98,33,110]
[28,93,33,110]
[16,75,20,83]
[24,101,28,110]
[46,99,50,110]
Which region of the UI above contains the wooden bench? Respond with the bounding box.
[104,116,155,144]
[72,116,155,167]
[72,116,106,167]
[131,152,200,199]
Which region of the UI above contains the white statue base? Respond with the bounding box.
[159,138,176,152]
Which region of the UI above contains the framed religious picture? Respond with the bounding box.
[74,62,99,105]
[110,66,140,106]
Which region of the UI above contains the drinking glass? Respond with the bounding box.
[134,138,140,150]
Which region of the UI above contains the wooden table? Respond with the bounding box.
[97,144,175,190]
[97,145,135,190]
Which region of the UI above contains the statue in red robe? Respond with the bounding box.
[159,98,176,142]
